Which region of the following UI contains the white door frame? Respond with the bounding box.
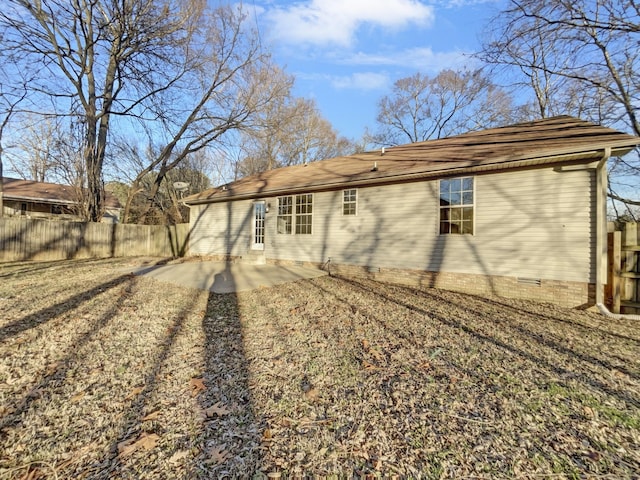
[252,201,266,250]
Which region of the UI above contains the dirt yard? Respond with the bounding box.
[0,258,638,479]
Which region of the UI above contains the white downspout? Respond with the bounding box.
[595,147,610,306]
[594,147,640,319]
[596,302,640,320]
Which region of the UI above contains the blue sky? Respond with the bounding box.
[249,0,503,140]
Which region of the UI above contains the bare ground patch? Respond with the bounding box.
[0,258,638,478]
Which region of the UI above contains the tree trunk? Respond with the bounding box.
[0,158,4,219]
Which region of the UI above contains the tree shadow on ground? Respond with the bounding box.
[0,259,264,479]
[192,286,265,477]
[92,265,264,478]
[0,273,139,432]
[336,276,639,409]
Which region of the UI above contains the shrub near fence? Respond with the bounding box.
[0,218,189,262]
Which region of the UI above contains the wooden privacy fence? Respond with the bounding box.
[607,222,640,314]
[0,218,190,262]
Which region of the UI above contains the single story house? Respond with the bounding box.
[183,116,640,308]
[1,177,121,222]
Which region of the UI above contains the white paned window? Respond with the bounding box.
[343,189,357,215]
[295,194,313,234]
[277,194,313,235]
[277,196,293,234]
[439,177,474,235]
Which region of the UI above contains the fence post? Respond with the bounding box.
[608,231,621,313]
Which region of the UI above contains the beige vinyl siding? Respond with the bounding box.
[265,166,595,283]
[188,200,254,256]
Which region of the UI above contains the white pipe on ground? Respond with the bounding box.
[596,303,640,321]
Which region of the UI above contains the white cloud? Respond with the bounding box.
[439,0,500,7]
[344,47,475,72]
[264,0,434,47]
[296,71,389,90]
[329,72,390,90]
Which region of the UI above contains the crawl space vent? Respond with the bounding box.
[517,277,542,287]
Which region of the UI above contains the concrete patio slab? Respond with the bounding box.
[132,261,327,293]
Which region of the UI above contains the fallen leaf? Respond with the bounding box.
[587,450,601,462]
[168,450,190,465]
[70,391,85,402]
[583,406,596,419]
[205,445,229,465]
[304,388,320,401]
[280,417,293,427]
[125,386,144,401]
[18,467,39,480]
[361,339,385,362]
[205,402,230,417]
[45,362,60,376]
[142,410,161,421]
[262,428,273,447]
[354,449,370,460]
[369,347,385,362]
[117,438,137,458]
[190,378,206,396]
[118,433,160,458]
[362,361,380,371]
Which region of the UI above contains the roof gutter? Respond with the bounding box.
[1,194,77,206]
[185,149,615,206]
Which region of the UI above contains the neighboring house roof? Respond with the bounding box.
[184,116,640,205]
[2,177,121,209]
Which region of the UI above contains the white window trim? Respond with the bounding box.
[438,176,475,236]
[295,193,313,235]
[277,193,313,235]
[276,196,293,235]
[342,188,357,216]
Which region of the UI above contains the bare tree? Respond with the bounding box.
[236,73,356,177]
[1,1,273,222]
[480,0,640,209]
[112,137,213,224]
[279,98,355,166]
[5,115,67,182]
[0,71,28,218]
[120,6,287,223]
[373,69,517,146]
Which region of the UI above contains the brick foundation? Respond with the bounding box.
[269,259,595,309]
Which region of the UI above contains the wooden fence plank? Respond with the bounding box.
[0,218,189,262]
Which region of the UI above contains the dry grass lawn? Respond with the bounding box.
[0,258,638,479]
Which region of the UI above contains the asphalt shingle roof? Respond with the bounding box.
[2,177,121,209]
[184,116,640,205]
